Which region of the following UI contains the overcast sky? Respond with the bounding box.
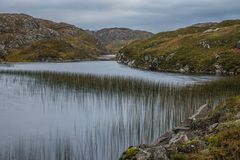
[1,0,240,33]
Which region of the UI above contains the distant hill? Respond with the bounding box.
[0,13,106,62]
[88,28,154,53]
[118,20,240,74]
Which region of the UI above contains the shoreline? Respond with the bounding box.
[117,60,238,76]
[119,103,213,160]
[119,97,240,160]
[0,55,116,64]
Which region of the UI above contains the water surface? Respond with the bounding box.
[0,61,219,160]
[0,61,217,84]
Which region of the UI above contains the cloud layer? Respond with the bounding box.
[1,0,240,32]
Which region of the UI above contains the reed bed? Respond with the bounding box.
[0,70,240,160]
[1,70,240,103]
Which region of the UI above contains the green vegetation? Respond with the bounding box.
[174,96,240,160]
[171,153,186,160]
[7,39,98,62]
[119,147,140,160]
[119,20,240,74]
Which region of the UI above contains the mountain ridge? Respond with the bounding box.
[87,27,154,53]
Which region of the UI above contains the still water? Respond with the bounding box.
[0,61,216,84]
[0,61,217,160]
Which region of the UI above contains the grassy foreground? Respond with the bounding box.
[118,20,240,74]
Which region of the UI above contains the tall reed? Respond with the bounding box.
[0,70,240,160]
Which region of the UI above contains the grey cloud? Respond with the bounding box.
[0,0,239,33]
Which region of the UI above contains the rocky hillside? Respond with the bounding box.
[119,96,240,160]
[0,13,106,62]
[89,28,154,53]
[118,20,240,74]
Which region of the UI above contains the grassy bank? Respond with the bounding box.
[118,20,240,74]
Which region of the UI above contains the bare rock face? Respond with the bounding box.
[0,14,40,33]
[0,14,61,50]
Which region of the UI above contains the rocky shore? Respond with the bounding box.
[116,52,240,75]
[119,97,240,160]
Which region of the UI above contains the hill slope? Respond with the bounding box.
[118,20,240,74]
[0,13,106,62]
[89,28,154,53]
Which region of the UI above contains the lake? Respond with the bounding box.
[0,61,217,84]
[0,61,219,160]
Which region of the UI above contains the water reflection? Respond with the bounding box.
[1,70,239,160]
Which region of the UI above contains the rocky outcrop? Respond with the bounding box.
[119,104,211,160]
[119,97,240,160]
[0,13,106,62]
[0,14,59,49]
[203,28,220,33]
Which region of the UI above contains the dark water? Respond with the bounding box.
[0,61,218,160]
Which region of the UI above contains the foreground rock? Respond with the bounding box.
[0,13,106,62]
[119,97,240,160]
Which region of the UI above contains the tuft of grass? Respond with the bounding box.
[171,153,186,160]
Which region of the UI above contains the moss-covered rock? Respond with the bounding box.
[119,147,139,160]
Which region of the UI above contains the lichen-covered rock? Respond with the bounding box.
[180,65,190,73]
[214,63,224,74]
[154,131,174,146]
[165,53,175,61]
[203,28,220,33]
[237,40,240,49]
[144,55,151,62]
[119,146,169,160]
[208,123,219,132]
[199,41,211,49]
[0,44,7,56]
